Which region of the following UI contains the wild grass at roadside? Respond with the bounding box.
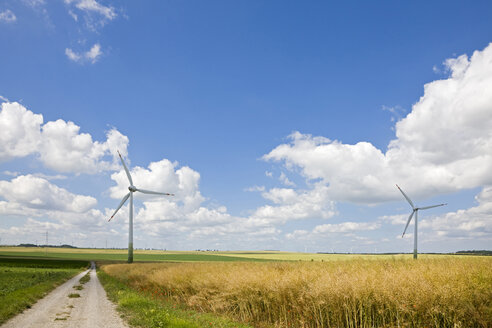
[102,257,492,328]
[0,257,88,324]
[98,269,253,328]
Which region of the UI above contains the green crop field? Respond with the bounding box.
[0,246,467,263]
[0,247,271,262]
[0,257,88,325]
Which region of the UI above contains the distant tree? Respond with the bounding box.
[456,250,492,256]
[18,243,37,247]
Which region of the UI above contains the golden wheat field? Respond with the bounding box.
[102,256,492,328]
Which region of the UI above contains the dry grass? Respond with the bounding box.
[215,252,471,261]
[102,257,491,327]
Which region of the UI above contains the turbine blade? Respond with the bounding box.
[118,150,133,186]
[419,203,447,210]
[402,210,415,237]
[396,184,414,208]
[136,188,174,196]
[108,192,130,221]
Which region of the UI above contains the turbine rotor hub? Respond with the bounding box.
[128,186,137,192]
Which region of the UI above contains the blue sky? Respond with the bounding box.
[0,0,491,252]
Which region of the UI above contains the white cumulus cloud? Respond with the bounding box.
[313,221,381,234]
[108,158,285,244]
[40,119,127,173]
[0,101,129,174]
[252,184,337,223]
[279,172,295,186]
[0,175,96,213]
[420,186,492,240]
[110,159,204,208]
[0,102,43,161]
[264,43,492,204]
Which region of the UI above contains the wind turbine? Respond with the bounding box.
[109,151,174,263]
[396,184,446,259]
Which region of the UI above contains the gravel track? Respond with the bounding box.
[2,262,129,328]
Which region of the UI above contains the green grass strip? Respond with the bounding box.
[98,270,253,328]
[0,258,88,325]
[79,272,91,284]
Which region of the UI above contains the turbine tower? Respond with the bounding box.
[396,184,446,259]
[109,151,174,263]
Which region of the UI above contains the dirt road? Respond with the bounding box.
[2,262,129,328]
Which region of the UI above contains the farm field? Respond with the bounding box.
[0,257,88,325]
[98,269,253,328]
[214,251,469,261]
[0,246,467,262]
[1,249,491,327]
[0,247,271,262]
[102,257,492,328]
